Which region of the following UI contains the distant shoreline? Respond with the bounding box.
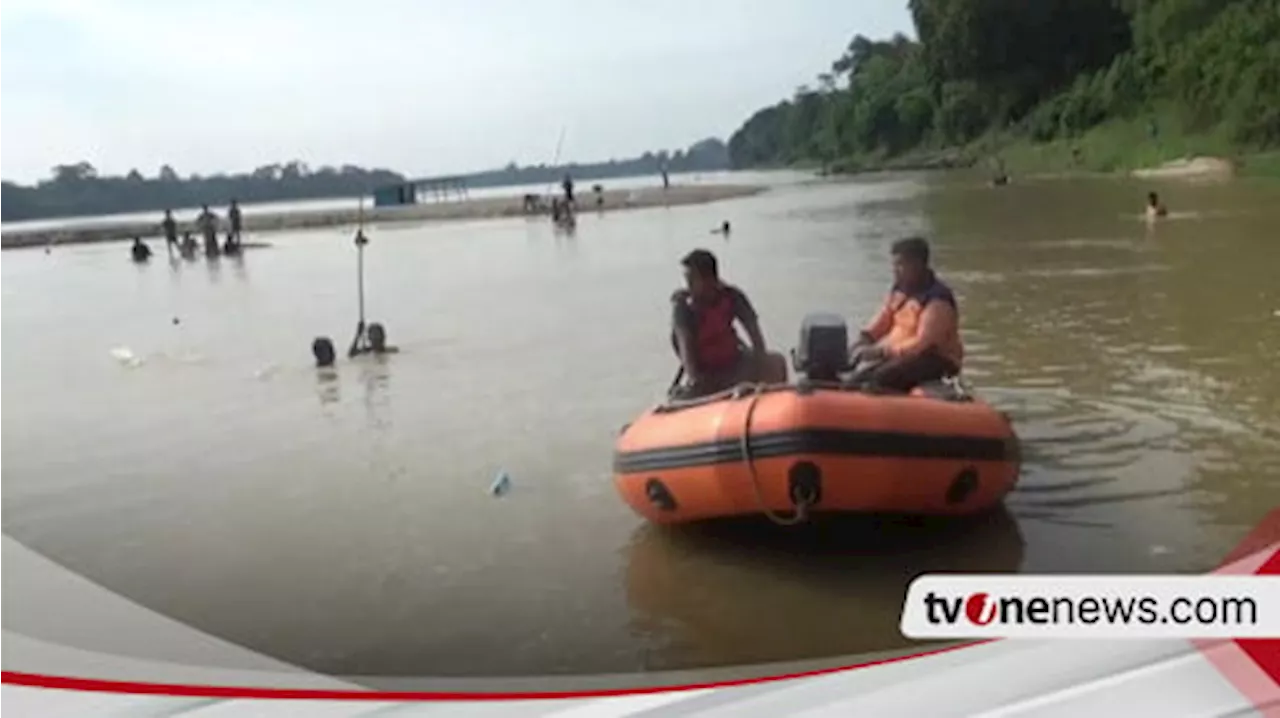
[0,184,765,250]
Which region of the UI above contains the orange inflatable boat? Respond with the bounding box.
[613,313,1020,525]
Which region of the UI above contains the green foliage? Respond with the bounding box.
[728,0,1279,171]
[1,162,406,222]
[935,81,986,145]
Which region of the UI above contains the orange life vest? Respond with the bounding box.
[883,275,964,368]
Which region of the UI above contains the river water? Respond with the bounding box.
[3,170,1278,679]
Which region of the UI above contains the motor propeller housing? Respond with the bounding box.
[792,312,849,382]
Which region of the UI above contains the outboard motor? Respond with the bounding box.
[792,312,849,382]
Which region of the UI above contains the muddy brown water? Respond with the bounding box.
[3,170,1278,678]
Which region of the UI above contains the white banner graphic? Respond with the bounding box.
[900,575,1280,639]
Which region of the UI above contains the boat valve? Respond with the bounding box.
[788,461,823,508]
[946,467,979,505]
[644,478,678,512]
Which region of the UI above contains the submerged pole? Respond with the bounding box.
[356,196,368,328]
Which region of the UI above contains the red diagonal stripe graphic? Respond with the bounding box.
[1236,548,1280,686]
[1199,509,1280,713]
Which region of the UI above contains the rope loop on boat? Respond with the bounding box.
[741,382,813,526]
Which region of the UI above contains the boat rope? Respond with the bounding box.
[740,383,813,526]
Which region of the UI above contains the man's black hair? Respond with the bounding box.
[312,337,336,367]
[891,236,930,265]
[681,249,719,279]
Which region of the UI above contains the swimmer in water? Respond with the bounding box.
[131,236,152,262]
[1146,191,1168,220]
[313,336,337,368]
[348,321,399,357]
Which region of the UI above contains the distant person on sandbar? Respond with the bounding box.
[349,321,399,357]
[227,199,243,247]
[593,184,604,209]
[180,231,198,258]
[1145,191,1168,221]
[161,209,178,255]
[661,164,670,190]
[562,173,575,207]
[131,236,152,262]
[197,204,220,256]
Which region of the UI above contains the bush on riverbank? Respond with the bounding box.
[727,0,1280,177]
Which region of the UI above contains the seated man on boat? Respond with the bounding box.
[850,236,963,393]
[670,249,782,398]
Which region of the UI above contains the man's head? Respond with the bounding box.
[312,337,336,367]
[164,209,173,217]
[891,236,931,290]
[681,249,721,299]
[368,323,387,351]
[230,198,238,206]
[201,204,209,212]
[1148,191,1160,206]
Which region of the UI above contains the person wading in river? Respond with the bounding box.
[160,209,178,256]
[227,199,243,248]
[196,204,220,256]
[669,249,780,399]
[561,173,575,208]
[1146,191,1168,221]
[850,237,964,393]
[348,322,400,357]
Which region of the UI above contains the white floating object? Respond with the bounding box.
[489,470,512,497]
[109,347,143,367]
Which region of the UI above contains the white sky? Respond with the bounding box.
[1,0,913,183]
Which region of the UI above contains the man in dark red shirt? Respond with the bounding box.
[670,249,772,398]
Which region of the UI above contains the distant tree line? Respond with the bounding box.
[0,161,406,223]
[459,137,731,189]
[1,138,731,222]
[727,0,1280,170]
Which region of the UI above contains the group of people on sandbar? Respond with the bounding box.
[520,174,581,226]
[668,236,962,400]
[139,200,245,261]
[550,173,577,226]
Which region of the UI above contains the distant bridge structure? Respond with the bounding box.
[372,176,470,207]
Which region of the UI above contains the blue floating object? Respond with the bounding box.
[490,470,512,497]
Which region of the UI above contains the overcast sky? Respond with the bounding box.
[1,0,913,183]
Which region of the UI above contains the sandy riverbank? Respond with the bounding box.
[1130,156,1236,180]
[0,184,765,250]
